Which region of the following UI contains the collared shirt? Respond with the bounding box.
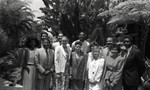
[126,46,132,58]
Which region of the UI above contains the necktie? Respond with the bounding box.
[45,49,49,69]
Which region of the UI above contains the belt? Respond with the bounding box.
[27,64,34,66]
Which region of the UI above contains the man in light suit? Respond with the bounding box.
[55,36,71,90]
[35,38,54,90]
[123,35,146,90]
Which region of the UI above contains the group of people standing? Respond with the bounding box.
[15,30,146,90]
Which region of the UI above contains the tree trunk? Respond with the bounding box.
[143,25,149,59]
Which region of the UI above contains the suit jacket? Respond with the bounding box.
[35,47,54,79]
[123,46,146,86]
[71,51,87,80]
[54,45,71,74]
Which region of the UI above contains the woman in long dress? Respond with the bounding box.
[70,41,88,90]
[23,37,40,90]
[104,43,125,90]
[87,45,105,90]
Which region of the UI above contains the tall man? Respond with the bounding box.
[72,32,90,54]
[35,38,54,90]
[123,35,146,90]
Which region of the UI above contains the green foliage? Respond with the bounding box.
[0,0,34,37]
[0,51,16,80]
[39,0,110,44]
[98,1,150,25]
[98,0,150,57]
[0,0,36,55]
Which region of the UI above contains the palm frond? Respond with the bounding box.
[98,1,150,25]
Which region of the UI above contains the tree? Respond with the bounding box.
[39,0,110,45]
[98,0,150,58]
[0,0,35,55]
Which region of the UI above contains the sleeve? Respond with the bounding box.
[87,42,90,53]
[70,53,73,75]
[71,41,75,52]
[34,51,45,74]
[87,53,92,70]
[20,49,25,67]
[111,59,125,86]
[50,50,55,71]
[135,51,146,77]
[54,47,60,74]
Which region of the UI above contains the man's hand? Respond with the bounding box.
[110,83,114,87]
[50,69,54,72]
[44,70,50,75]
[56,74,61,78]
[24,66,30,73]
[105,80,110,86]
[89,80,97,85]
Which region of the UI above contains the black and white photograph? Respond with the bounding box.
[0,0,150,90]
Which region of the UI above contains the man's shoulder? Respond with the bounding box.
[132,45,141,53]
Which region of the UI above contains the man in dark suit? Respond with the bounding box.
[123,35,146,90]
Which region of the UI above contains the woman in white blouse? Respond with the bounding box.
[88,45,105,90]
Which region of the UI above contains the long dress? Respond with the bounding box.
[104,53,125,90]
[71,51,88,90]
[23,49,36,90]
[88,58,105,90]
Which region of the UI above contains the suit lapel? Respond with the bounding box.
[126,46,134,62]
[61,45,67,59]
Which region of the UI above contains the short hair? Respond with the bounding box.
[109,43,121,53]
[90,41,98,47]
[75,41,82,46]
[62,36,69,40]
[123,35,133,43]
[41,31,48,37]
[79,32,86,36]
[90,41,99,52]
[58,33,63,36]
[106,36,114,41]
[43,38,52,49]
[92,45,100,51]
[25,36,40,48]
